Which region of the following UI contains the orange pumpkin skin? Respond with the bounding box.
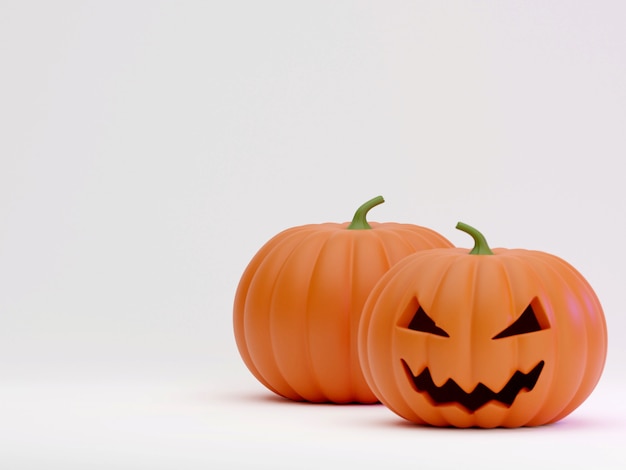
[358,224,607,427]
[233,197,453,403]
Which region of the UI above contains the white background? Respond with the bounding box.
[1,1,625,468]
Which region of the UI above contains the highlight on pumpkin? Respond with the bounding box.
[347,195,385,230]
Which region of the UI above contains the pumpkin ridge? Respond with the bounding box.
[495,257,520,427]
[547,254,608,401]
[386,260,434,423]
[500,251,557,426]
[360,231,407,404]
[458,256,481,426]
[376,227,421,255]
[356,275,383,404]
[303,231,341,402]
[266,229,330,400]
[535,253,586,425]
[370,230,394,271]
[366,259,423,416]
[347,234,360,401]
[349,231,392,403]
[234,226,310,371]
[505,250,565,426]
[382,225,452,250]
[374,227,440,267]
[358,240,414,407]
[520,251,601,425]
[408,252,461,426]
[238,227,320,399]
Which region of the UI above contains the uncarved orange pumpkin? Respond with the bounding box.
[358,222,607,427]
[233,196,453,403]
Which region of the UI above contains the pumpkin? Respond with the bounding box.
[358,222,607,427]
[233,196,453,403]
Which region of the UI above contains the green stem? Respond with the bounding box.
[347,196,384,230]
[456,222,494,255]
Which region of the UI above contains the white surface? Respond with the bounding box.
[1,374,625,469]
[1,1,626,468]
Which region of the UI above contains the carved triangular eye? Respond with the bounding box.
[407,306,449,337]
[492,303,547,339]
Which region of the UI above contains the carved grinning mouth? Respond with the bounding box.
[401,359,545,413]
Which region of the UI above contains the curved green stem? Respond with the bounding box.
[456,222,494,255]
[347,196,384,230]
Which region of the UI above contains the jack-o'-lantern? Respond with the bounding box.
[233,196,453,403]
[358,222,607,427]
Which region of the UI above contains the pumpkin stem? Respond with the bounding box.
[347,196,384,230]
[456,222,494,255]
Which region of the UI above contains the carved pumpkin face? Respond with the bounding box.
[358,223,607,427]
[233,196,453,404]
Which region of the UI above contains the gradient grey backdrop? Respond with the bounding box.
[1,1,625,468]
